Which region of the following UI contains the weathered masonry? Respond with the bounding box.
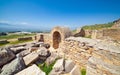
[51,26,71,49]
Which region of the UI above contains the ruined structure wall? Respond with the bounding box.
[59,37,120,75]
[112,19,120,28]
[60,37,95,68]
[35,33,52,45]
[91,30,103,39]
[103,29,120,41]
[84,30,92,37]
[51,26,71,49]
[91,29,120,41]
[43,33,52,44]
[51,26,71,41]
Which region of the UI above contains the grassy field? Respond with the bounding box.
[0,33,36,47]
[0,39,33,47]
[82,22,114,30]
[0,33,35,40]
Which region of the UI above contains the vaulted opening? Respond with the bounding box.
[53,31,61,49]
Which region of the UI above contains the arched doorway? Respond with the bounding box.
[53,31,61,49]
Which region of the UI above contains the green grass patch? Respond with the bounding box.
[37,59,58,75]
[0,40,33,47]
[84,35,91,38]
[82,22,114,30]
[38,63,53,75]
[38,63,54,75]
[81,68,86,75]
[0,33,35,40]
[9,40,33,44]
[0,43,9,46]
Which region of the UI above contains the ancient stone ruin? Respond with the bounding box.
[0,26,120,75]
[18,37,32,41]
[74,28,85,37]
[112,19,120,28]
[51,26,71,49]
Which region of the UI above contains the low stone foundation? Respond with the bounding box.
[0,40,9,44]
[18,37,32,41]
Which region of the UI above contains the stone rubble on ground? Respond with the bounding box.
[15,64,45,75]
[10,46,26,54]
[0,48,15,67]
[16,50,31,57]
[45,51,60,66]
[0,56,26,75]
[0,35,120,75]
[60,36,120,75]
[49,58,80,75]
[23,52,39,66]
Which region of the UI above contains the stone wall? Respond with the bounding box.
[44,33,52,45]
[85,30,92,37]
[59,37,120,75]
[90,29,120,41]
[103,29,120,41]
[87,41,120,75]
[0,40,9,44]
[91,30,103,39]
[112,19,120,28]
[18,37,32,41]
[59,37,97,68]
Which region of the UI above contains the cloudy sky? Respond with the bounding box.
[0,0,120,30]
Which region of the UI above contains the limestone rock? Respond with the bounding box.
[44,43,50,49]
[49,59,65,75]
[86,50,120,75]
[64,60,75,73]
[94,42,120,53]
[45,51,59,66]
[23,52,39,66]
[0,49,15,66]
[16,50,30,57]
[69,65,81,75]
[0,56,25,75]
[37,47,50,57]
[0,40,9,44]
[53,58,65,72]
[10,46,26,54]
[0,68,1,73]
[66,37,98,47]
[15,64,45,75]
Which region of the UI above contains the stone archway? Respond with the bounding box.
[53,31,61,49]
[51,26,71,49]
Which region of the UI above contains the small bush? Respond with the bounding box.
[37,59,57,75]
[81,68,86,75]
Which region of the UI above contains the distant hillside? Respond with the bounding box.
[0,23,50,32]
[82,22,114,30]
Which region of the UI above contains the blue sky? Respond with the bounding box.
[0,0,120,30]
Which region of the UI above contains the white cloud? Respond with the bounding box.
[20,22,28,25]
